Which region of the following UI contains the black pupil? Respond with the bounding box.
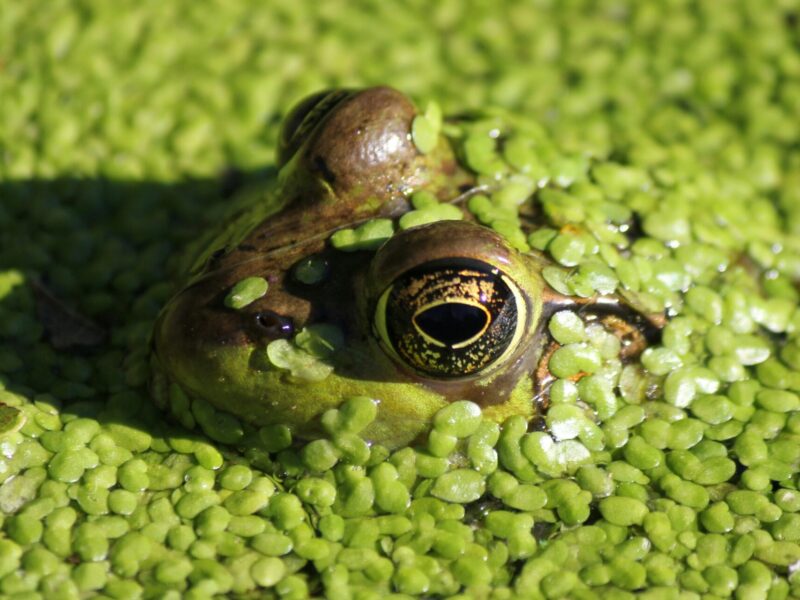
[414,303,488,347]
[382,258,519,378]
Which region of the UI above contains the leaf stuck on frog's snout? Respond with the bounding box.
[266,340,333,382]
[224,276,269,309]
[398,203,462,231]
[265,324,344,382]
[292,255,330,285]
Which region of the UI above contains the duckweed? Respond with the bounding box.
[548,311,586,345]
[224,277,269,310]
[398,202,463,230]
[330,219,395,252]
[4,0,800,597]
[291,255,329,285]
[265,335,335,383]
[410,102,442,155]
[548,343,602,378]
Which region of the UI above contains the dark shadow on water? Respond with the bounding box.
[0,170,276,451]
[0,170,669,452]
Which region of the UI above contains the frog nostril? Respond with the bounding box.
[313,155,336,184]
[255,311,294,339]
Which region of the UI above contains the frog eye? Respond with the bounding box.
[374,259,527,378]
[277,89,351,166]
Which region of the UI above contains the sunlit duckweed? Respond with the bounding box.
[4,0,800,598]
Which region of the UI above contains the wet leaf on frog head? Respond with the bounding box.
[266,339,333,382]
[294,324,344,359]
[330,219,394,252]
[465,194,529,251]
[266,324,344,382]
[398,203,462,230]
[293,256,329,285]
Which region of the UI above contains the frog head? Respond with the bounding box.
[151,86,657,448]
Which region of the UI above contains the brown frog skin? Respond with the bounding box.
[151,86,659,448]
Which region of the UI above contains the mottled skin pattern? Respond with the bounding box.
[151,86,660,447]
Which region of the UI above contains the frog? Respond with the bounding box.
[150,86,662,449]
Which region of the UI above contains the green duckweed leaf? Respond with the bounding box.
[224,276,269,309]
[266,340,333,382]
[330,219,395,252]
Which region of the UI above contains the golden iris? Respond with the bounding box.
[375,258,527,377]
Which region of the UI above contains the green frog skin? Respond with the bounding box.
[151,86,659,448]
